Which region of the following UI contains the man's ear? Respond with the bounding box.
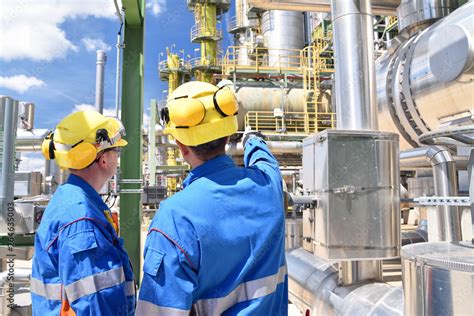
[176,140,189,156]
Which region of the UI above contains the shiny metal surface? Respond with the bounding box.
[248,0,401,15]
[397,0,458,33]
[285,218,303,250]
[338,260,383,285]
[0,96,19,235]
[261,10,305,67]
[15,129,49,152]
[303,130,400,259]
[402,242,474,316]
[18,102,35,130]
[376,1,474,150]
[400,146,463,241]
[233,85,307,129]
[95,50,106,113]
[287,248,404,315]
[331,0,378,130]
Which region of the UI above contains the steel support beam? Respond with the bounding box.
[120,0,145,284]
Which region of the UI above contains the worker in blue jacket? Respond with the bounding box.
[137,81,288,315]
[31,111,136,315]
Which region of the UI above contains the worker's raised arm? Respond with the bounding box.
[243,131,281,178]
[58,219,135,315]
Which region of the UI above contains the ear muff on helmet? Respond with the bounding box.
[166,97,206,127]
[213,86,238,117]
[41,132,54,160]
[63,142,98,169]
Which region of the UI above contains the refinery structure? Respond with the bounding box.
[0,0,473,315]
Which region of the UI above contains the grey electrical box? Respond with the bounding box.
[303,130,401,260]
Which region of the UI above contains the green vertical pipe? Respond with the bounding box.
[148,99,157,186]
[120,24,144,283]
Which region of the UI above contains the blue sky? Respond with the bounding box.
[0,0,234,171]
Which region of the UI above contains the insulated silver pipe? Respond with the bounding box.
[400,146,462,241]
[115,33,122,118]
[0,97,18,222]
[331,0,378,130]
[95,50,107,114]
[287,248,404,315]
[248,0,400,15]
[15,129,49,152]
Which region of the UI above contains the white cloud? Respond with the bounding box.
[81,38,111,52]
[0,1,118,61]
[146,0,166,16]
[18,154,45,174]
[0,75,45,94]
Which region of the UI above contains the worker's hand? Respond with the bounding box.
[242,126,266,147]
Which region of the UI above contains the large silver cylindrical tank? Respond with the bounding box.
[376,1,474,150]
[261,10,305,67]
[402,242,474,315]
[229,83,331,131]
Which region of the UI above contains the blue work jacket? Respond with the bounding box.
[137,137,288,315]
[31,174,136,315]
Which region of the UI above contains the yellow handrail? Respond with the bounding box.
[244,111,336,134]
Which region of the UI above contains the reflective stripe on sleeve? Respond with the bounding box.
[30,278,62,301]
[136,299,190,315]
[193,264,287,315]
[65,266,126,302]
[125,280,135,297]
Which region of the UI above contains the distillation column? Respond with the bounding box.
[188,0,231,82]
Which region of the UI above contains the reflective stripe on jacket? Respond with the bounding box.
[138,137,288,315]
[32,174,136,315]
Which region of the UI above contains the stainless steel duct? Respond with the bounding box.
[15,129,49,152]
[0,96,19,234]
[287,248,404,315]
[261,10,305,67]
[400,146,462,241]
[248,0,401,15]
[331,0,378,130]
[397,0,459,33]
[95,50,107,113]
[376,1,474,150]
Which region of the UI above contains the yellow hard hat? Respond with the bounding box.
[160,81,238,146]
[41,111,127,169]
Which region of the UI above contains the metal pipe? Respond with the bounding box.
[226,141,302,155]
[287,248,404,315]
[95,50,107,113]
[248,0,401,15]
[113,0,123,24]
[115,32,123,118]
[14,129,49,152]
[148,100,157,186]
[376,1,474,150]
[1,97,18,225]
[400,146,462,241]
[468,150,473,244]
[338,260,383,285]
[331,0,378,130]
[400,155,469,170]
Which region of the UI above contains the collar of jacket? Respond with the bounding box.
[183,154,236,188]
[67,174,108,210]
